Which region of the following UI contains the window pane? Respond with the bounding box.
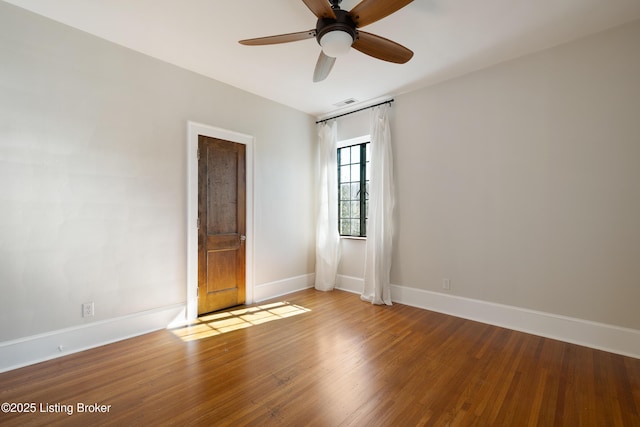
[366,162,370,181]
[339,147,350,165]
[351,164,360,182]
[350,201,360,218]
[351,219,360,236]
[351,145,360,164]
[340,165,350,183]
[340,219,350,235]
[350,182,360,199]
[340,184,350,200]
[340,201,350,219]
[366,143,371,160]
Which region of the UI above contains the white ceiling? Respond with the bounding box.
[5,0,640,117]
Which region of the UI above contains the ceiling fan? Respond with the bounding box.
[239,0,414,82]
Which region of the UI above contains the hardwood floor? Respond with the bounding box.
[1,289,639,426]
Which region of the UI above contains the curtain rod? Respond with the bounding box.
[315,99,394,124]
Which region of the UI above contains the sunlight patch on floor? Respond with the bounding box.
[170,301,311,342]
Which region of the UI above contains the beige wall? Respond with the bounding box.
[339,19,640,330]
[0,2,316,341]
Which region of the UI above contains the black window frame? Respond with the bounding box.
[337,141,369,237]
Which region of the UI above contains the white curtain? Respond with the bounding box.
[315,121,341,291]
[361,104,395,305]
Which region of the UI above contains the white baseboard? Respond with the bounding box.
[253,273,315,302]
[336,274,364,294]
[0,304,184,373]
[335,275,639,358]
[390,284,640,359]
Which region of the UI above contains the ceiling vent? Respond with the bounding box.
[333,98,358,108]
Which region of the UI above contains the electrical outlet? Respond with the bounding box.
[442,278,451,290]
[82,302,94,317]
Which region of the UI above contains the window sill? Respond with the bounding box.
[340,236,366,241]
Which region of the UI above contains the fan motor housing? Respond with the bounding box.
[315,9,357,45]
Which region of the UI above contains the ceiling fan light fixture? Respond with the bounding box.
[320,30,353,58]
[239,0,415,81]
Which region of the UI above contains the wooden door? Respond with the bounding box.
[198,135,246,315]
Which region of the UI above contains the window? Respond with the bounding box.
[338,140,370,237]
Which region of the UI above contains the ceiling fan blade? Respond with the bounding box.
[302,0,336,19]
[239,30,316,46]
[352,31,413,63]
[349,0,414,28]
[313,51,336,82]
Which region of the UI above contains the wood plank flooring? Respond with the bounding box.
[1,289,639,426]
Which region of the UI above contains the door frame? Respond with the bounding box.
[187,121,254,321]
